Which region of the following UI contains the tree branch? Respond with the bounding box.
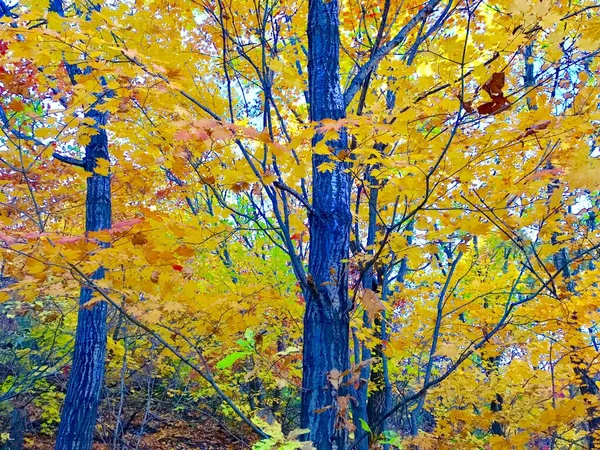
[343,0,443,108]
[52,152,85,168]
[273,180,313,214]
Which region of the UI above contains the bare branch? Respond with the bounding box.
[52,152,85,168]
[343,0,443,108]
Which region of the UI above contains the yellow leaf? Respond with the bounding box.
[317,162,335,173]
[94,158,110,176]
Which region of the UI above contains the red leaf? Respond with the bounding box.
[112,218,144,232]
[172,264,184,271]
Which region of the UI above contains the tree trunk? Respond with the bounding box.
[5,405,25,450]
[302,1,351,448]
[352,181,378,450]
[55,108,111,450]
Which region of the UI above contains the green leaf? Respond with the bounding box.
[359,418,371,433]
[381,430,403,446]
[216,351,249,370]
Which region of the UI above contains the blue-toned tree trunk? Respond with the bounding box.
[47,0,111,447]
[302,0,352,448]
[54,108,111,450]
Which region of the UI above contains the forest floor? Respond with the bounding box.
[25,416,251,450]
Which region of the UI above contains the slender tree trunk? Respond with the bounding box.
[55,108,111,450]
[365,91,398,448]
[554,245,600,448]
[367,275,394,447]
[302,1,351,448]
[5,404,25,450]
[352,181,378,450]
[47,0,111,447]
[368,225,410,443]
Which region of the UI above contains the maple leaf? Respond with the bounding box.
[518,120,552,139]
[360,289,385,321]
[81,296,103,310]
[482,72,505,99]
[327,368,342,390]
[8,98,24,112]
[231,181,250,193]
[522,167,564,183]
[477,96,510,115]
[111,218,144,232]
[317,161,335,173]
[261,170,277,184]
[130,233,148,246]
[462,101,474,113]
[93,158,110,176]
[174,129,193,141]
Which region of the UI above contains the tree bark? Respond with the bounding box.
[302,0,351,448]
[6,405,25,450]
[54,108,111,450]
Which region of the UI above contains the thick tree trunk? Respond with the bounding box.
[302,1,351,448]
[55,109,111,450]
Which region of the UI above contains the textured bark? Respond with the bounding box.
[6,406,25,450]
[301,0,351,448]
[55,109,111,450]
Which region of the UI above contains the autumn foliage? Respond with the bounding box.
[1,0,600,449]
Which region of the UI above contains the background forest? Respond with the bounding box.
[1,0,600,449]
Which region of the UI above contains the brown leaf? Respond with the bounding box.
[482,72,505,98]
[328,368,342,390]
[202,174,215,185]
[314,406,332,414]
[360,289,385,321]
[131,233,148,246]
[344,357,376,387]
[519,119,552,139]
[150,271,160,283]
[81,296,102,310]
[175,245,195,257]
[477,96,510,115]
[337,149,350,161]
[462,101,474,113]
[336,395,355,432]
[231,181,250,193]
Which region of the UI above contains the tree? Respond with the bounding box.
[301,0,352,447]
[51,107,111,450]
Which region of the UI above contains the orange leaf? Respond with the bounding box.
[131,233,148,246]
